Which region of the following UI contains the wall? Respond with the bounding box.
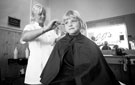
[0,0,49,30]
[0,27,28,80]
[0,0,135,33]
[48,0,135,37]
[0,0,30,80]
[0,0,31,30]
[48,0,135,21]
[0,0,49,80]
[125,14,135,36]
[86,13,135,37]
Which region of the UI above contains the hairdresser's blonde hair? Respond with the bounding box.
[63,10,87,36]
[31,4,46,22]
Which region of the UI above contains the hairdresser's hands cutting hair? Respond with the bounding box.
[43,20,61,33]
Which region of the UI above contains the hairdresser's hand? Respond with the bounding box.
[45,20,61,31]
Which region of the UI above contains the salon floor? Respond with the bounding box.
[1,76,25,85]
[0,58,28,85]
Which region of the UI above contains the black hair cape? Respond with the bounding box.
[40,33,120,85]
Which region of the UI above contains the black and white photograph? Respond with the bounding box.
[0,0,135,85]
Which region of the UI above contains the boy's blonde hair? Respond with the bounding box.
[31,4,46,22]
[63,10,87,36]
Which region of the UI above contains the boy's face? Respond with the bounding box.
[64,17,81,35]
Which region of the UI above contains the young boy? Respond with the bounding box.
[40,10,120,85]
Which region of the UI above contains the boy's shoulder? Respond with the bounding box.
[80,35,99,47]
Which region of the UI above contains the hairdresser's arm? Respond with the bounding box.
[21,28,50,42]
[21,20,59,42]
